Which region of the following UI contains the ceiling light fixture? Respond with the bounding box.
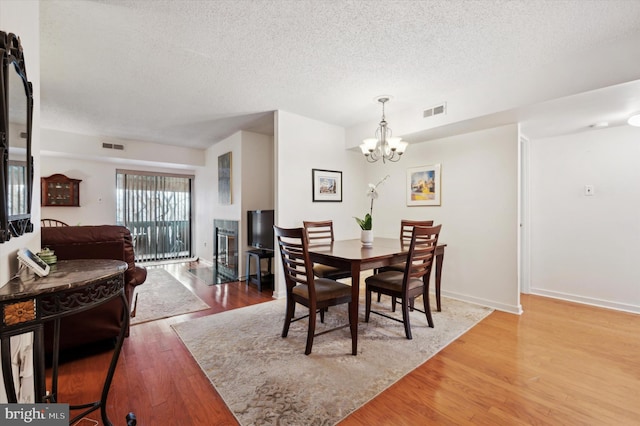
[627,112,640,127]
[359,96,408,163]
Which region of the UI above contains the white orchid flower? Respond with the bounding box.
[366,183,379,199]
[355,175,390,229]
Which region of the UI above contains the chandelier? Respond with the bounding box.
[359,96,408,163]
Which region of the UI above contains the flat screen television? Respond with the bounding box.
[247,209,274,250]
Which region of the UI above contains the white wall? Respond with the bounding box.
[193,130,274,277]
[40,155,196,226]
[275,110,364,297]
[41,157,118,225]
[40,128,202,227]
[367,124,522,313]
[39,127,203,227]
[241,131,274,276]
[41,128,205,167]
[194,132,242,265]
[0,0,41,285]
[275,111,520,312]
[530,125,640,313]
[36,110,521,314]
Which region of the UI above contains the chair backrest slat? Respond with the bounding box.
[303,220,334,246]
[404,225,441,284]
[400,219,434,242]
[275,225,316,296]
[41,218,69,227]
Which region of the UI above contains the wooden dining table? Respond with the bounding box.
[307,237,446,355]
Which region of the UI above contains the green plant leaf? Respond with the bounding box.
[354,213,372,230]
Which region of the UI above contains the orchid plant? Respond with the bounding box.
[354,175,390,230]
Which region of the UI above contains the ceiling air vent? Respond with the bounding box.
[102,142,124,150]
[423,102,447,118]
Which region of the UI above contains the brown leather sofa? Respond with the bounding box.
[41,225,147,352]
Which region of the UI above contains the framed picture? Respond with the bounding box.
[407,164,441,206]
[218,152,232,205]
[312,169,342,202]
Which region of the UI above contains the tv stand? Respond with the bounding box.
[246,249,274,292]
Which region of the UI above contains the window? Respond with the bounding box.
[7,161,27,217]
[116,170,193,262]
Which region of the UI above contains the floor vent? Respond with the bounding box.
[423,103,446,118]
[102,143,124,150]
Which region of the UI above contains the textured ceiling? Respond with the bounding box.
[39,0,640,149]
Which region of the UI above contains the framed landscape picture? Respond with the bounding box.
[407,164,441,206]
[312,169,342,202]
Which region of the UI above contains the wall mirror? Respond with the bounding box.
[1,30,34,243]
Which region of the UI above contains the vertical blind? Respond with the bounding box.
[116,170,193,262]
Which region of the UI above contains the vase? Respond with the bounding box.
[361,229,373,247]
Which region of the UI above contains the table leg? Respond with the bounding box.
[256,256,262,292]
[245,253,250,286]
[68,291,131,426]
[435,250,444,312]
[349,262,360,355]
[1,336,17,402]
[100,292,131,426]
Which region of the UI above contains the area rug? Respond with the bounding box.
[172,295,493,425]
[130,268,210,325]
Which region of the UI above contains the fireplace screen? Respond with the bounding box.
[214,219,238,283]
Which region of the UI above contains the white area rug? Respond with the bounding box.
[172,294,493,425]
[131,268,210,325]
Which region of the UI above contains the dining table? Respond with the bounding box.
[307,237,446,355]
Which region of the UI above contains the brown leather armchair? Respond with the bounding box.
[41,225,147,352]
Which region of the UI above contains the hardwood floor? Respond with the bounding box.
[51,262,640,425]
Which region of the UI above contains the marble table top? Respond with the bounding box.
[0,259,127,302]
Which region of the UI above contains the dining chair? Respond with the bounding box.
[376,220,434,306]
[303,220,352,281]
[41,218,69,227]
[365,224,441,339]
[274,225,355,355]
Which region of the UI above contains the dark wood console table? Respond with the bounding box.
[0,259,130,426]
[245,249,274,292]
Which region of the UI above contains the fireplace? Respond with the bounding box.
[214,219,238,282]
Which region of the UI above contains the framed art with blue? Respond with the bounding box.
[312,169,342,202]
[407,164,441,206]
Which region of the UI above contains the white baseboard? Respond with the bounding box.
[441,290,523,315]
[530,288,640,314]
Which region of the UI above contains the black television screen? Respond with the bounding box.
[247,209,274,250]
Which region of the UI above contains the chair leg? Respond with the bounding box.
[423,288,434,328]
[377,291,382,302]
[305,307,316,355]
[392,296,397,312]
[320,307,325,323]
[402,297,413,339]
[365,287,372,322]
[348,301,357,355]
[282,298,295,338]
